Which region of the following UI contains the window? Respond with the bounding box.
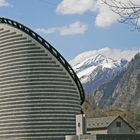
[78,123,80,127]
[116,121,121,127]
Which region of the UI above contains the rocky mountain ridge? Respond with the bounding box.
[71,53,128,94]
[93,53,140,109]
[70,51,140,109]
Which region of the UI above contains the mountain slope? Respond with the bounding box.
[71,53,128,94]
[94,71,125,107]
[112,53,140,109]
[94,53,140,109]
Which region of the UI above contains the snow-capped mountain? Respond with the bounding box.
[70,52,128,95]
[70,49,140,108]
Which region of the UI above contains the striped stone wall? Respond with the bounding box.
[0,23,82,140]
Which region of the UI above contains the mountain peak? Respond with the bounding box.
[94,54,106,60]
[70,51,128,95]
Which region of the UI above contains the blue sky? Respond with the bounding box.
[0,0,140,60]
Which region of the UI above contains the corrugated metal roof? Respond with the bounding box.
[87,116,118,129]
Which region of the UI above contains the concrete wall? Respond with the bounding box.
[96,134,140,140]
[108,117,134,134]
[87,129,107,135]
[65,135,96,140]
[76,114,86,135]
[65,134,140,140]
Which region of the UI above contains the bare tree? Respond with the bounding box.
[102,0,140,30]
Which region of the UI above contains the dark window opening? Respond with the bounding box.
[78,123,80,127]
[116,121,121,127]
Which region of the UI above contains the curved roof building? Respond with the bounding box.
[0,17,85,140]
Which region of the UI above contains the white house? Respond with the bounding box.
[86,116,135,134]
[65,115,137,140]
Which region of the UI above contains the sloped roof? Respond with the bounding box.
[87,116,118,129]
[87,115,135,130]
